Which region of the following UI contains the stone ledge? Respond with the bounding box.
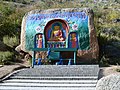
[13,65,99,77]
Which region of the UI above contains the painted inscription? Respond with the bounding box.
[25,12,90,50]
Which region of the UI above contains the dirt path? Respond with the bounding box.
[0,60,30,81]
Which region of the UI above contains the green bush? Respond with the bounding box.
[99,56,109,67]
[0,3,20,38]
[3,35,19,48]
[0,3,15,16]
[106,10,120,21]
[0,51,14,65]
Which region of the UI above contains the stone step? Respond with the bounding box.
[0,82,96,87]
[0,65,99,90]
[9,76,98,80]
[12,65,99,77]
[0,86,95,90]
[4,79,98,84]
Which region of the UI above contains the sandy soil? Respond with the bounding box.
[98,65,120,79]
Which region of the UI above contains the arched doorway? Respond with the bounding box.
[44,19,69,48]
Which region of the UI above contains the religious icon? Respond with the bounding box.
[70,33,77,48]
[37,34,43,48]
[50,22,65,41]
[69,32,78,48]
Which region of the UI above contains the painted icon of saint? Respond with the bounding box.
[70,33,77,48]
[37,34,43,48]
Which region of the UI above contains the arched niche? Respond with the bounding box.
[44,19,69,48]
[34,33,44,48]
[68,32,79,48]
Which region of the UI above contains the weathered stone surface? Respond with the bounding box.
[16,8,99,62]
[77,8,99,61]
[96,74,120,90]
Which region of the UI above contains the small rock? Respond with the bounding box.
[0,65,3,68]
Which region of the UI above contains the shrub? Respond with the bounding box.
[106,10,120,21]
[0,2,15,16]
[0,51,14,65]
[99,56,109,67]
[3,35,19,48]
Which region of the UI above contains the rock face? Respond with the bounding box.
[96,74,120,90]
[16,8,99,63]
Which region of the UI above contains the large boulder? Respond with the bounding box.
[96,73,120,90]
[16,8,99,63]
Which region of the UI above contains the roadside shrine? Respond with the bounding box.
[15,8,99,67]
